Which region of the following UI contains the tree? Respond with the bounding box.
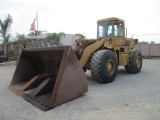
[16,33,26,47]
[13,43,19,56]
[75,33,86,39]
[27,31,35,36]
[138,41,149,44]
[150,41,155,44]
[15,33,26,56]
[48,32,65,45]
[27,30,47,36]
[0,14,13,58]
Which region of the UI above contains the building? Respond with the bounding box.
[25,33,80,48]
[0,33,80,57]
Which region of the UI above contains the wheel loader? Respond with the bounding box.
[9,17,142,111]
[73,17,142,83]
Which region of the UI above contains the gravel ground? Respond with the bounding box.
[0,59,160,120]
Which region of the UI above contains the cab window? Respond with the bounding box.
[114,22,123,37]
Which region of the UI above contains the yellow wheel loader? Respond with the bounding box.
[74,17,142,83]
[9,17,142,111]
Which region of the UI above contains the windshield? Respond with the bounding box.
[97,21,112,38]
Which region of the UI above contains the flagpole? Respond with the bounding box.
[36,12,38,36]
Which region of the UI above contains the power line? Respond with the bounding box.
[136,34,160,36]
[127,22,160,26]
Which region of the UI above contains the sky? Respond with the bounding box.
[0,0,160,43]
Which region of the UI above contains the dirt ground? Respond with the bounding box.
[0,59,160,120]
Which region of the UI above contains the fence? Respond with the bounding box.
[1,43,160,59]
[136,44,160,57]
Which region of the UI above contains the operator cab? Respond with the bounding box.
[97,17,125,39]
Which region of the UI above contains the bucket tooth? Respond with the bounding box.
[9,46,88,111]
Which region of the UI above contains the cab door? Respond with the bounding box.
[112,22,125,46]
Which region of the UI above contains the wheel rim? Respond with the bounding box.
[106,59,115,75]
[136,56,141,67]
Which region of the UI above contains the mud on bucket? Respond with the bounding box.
[9,46,88,111]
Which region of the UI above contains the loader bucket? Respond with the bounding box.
[9,46,88,111]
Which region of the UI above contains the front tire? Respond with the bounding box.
[125,49,142,74]
[90,50,118,83]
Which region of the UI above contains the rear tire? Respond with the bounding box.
[125,50,142,73]
[90,50,118,83]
